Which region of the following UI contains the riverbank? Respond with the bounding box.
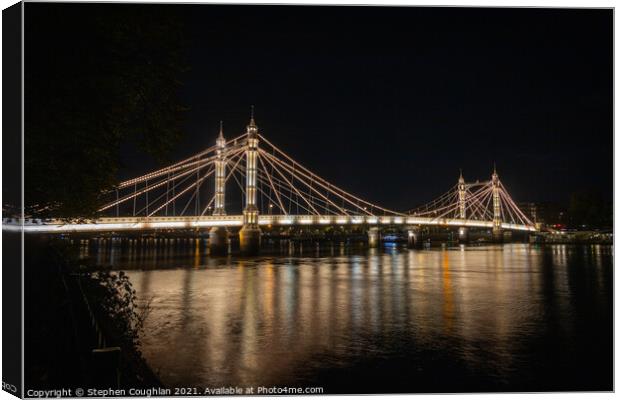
[25,236,162,391]
[532,230,613,245]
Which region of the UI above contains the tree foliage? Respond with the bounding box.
[90,270,151,349]
[25,4,187,219]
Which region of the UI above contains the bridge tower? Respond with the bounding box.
[209,121,229,255]
[239,108,262,255]
[457,170,469,243]
[214,121,227,216]
[492,166,503,243]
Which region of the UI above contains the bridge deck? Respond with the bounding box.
[5,215,536,233]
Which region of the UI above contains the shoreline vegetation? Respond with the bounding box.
[25,236,162,391]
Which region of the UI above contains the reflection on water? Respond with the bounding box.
[84,240,613,392]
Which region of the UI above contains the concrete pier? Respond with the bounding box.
[208,226,229,255]
[458,227,469,243]
[367,227,380,248]
[239,225,261,255]
[407,227,423,248]
[492,228,504,243]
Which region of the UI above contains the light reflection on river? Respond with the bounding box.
[86,240,612,392]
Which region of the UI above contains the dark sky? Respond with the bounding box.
[168,5,613,211]
[35,5,616,211]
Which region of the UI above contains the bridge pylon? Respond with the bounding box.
[491,166,503,243]
[209,121,229,255]
[457,170,469,243]
[239,109,262,255]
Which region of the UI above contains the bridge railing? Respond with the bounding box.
[11,214,537,233]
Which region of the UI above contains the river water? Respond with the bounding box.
[86,240,613,393]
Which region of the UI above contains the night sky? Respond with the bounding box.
[42,5,617,211]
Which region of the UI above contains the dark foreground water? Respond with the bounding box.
[88,240,613,393]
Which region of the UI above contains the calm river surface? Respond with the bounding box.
[86,240,613,393]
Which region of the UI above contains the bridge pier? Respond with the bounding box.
[492,228,504,243]
[367,227,380,248]
[239,225,261,255]
[407,227,424,249]
[458,227,469,243]
[208,226,229,255]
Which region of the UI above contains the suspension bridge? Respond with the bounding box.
[15,111,536,254]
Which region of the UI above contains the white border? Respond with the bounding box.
[0,2,615,400]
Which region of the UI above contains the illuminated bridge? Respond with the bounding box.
[15,111,536,254]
